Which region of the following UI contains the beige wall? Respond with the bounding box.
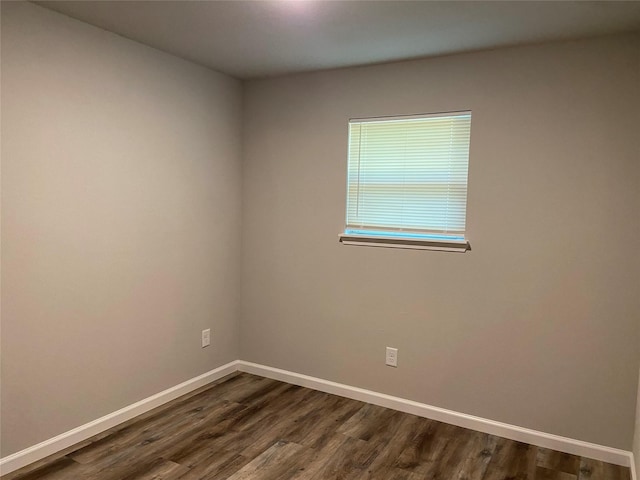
[1,2,243,456]
[634,368,640,474]
[241,34,640,450]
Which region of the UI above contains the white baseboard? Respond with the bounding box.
[237,361,632,468]
[631,453,637,480]
[1,359,633,476]
[0,360,240,476]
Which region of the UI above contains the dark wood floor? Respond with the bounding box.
[2,373,631,480]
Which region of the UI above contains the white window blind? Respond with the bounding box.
[344,111,472,245]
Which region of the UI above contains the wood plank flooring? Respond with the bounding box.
[2,373,631,480]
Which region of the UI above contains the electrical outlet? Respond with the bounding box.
[385,347,398,367]
[202,329,211,348]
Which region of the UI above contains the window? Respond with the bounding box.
[339,111,472,252]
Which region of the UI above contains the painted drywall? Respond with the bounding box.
[634,368,640,474]
[241,34,640,449]
[1,2,243,457]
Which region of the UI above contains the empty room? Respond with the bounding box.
[1,0,640,479]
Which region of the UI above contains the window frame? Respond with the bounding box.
[338,110,472,253]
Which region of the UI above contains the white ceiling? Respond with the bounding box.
[35,1,640,79]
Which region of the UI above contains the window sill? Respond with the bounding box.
[338,233,470,252]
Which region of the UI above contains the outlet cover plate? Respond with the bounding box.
[386,347,398,367]
[202,329,211,348]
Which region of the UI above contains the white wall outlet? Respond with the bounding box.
[201,329,211,348]
[385,347,398,367]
